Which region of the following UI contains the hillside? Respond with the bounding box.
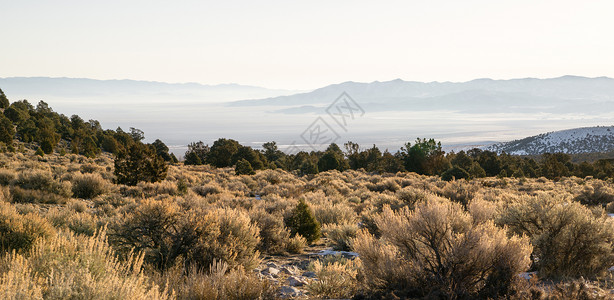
[486,126,614,155]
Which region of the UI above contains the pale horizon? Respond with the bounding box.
[3,1,614,90]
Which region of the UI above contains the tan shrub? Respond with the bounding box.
[286,234,307,254]
[113,200,261,270]
[0,254,44,299]
[156,260,275,300]
[138,180,178,197]
[0,230,168,299]
[468,197,498,224]
[353,199,532,299]
[0,169,16,186]
[313,203,357,225]
[323,222,359,251]
[14,170,69,196]
[366,178,400,193]
[10,187,66,204]
[306,259,359,299]
[0,201,55,252]
[79,163,100,173]
[438,179,478,207]
[0,186,10,203]
[395,186,430,209]
[119,185,144,198]
[249,208,291,254]
[66,198,88,213]
[66,212,99,236]
[193,183,222,197]
[498,193,614,278]
[574,180,614,206]
[71,173,109,199]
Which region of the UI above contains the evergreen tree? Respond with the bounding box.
[81,136,100,158]
[101,135,120,154]
[151,139,171,161]
[262,141,283,164]
[0,114,15,144]
[402,138,448,175]
[285,199,321,244]
[0,88,9,109]
[129,127,145,142]
[233,146,265,170]
[114,142,168,186]
[235,158,255,175]
[441,166,470,181]
[207,138,240,167]
[185,141,209,164]
[4,106,27,123]
[184,151,202,165]
[299,160,318,175]
[318,151,341,172]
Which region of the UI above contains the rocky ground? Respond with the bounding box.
[255,240,357,299]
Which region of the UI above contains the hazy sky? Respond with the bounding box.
[2,0,613,90]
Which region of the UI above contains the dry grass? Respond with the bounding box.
[0,150,613,299]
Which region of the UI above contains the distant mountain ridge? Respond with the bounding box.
[0,77,298,102]
[485,126,614,155]
[228,76,614,115]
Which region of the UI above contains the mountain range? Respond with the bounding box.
[485,126,614,155]
[0,77,298,103]
[229,75,614,115]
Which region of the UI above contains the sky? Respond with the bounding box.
[2,0,614,90]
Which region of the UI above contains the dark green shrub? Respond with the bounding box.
[176,178,188,195]
[0,88,9,109]
[235,158,255,175]
[35,147,44,157]
[114,142,167,186]
[184,151,202,165]
[441,165,470,181]
[285,199,321,244]
[0,114,15,144]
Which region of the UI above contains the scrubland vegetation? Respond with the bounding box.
[2,90,614,299]
[1,149,614,299]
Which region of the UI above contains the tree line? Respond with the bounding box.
[0,88,174,185]
[184,137,614,180]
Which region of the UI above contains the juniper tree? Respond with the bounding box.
[114,142,168,186]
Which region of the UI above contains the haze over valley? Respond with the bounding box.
[2,76,613,156]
